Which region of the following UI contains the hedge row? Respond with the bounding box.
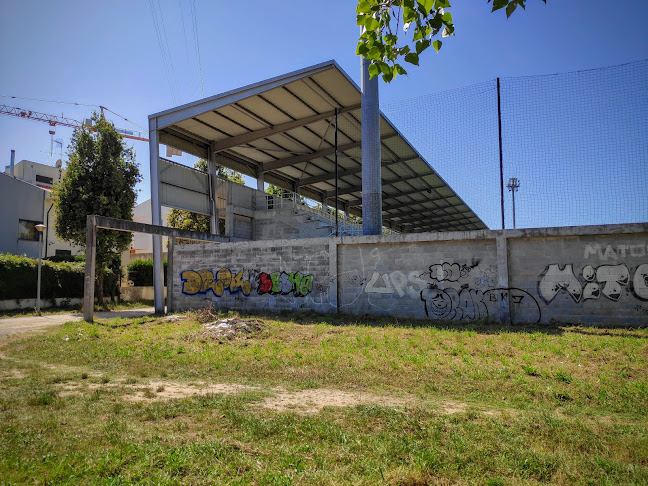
[0,253,118,300]
[126,259,167,287]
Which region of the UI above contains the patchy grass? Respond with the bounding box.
[0,311,646,484]
[0,300,152,319]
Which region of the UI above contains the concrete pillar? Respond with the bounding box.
[166,236,175,313]
[83,215,96,322]
[208,149,220,236]
[225,183,234,240]
[361,57,382,235]
[149,117,164,314]
[496,232,511,325]
[256,169,264,193]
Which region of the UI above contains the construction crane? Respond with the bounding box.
[0,104,149,142]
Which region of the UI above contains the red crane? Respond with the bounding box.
[0,104,149,142]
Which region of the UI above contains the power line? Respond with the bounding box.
[0,95,145,130]
[149,0,178,105]
[190,0,204,98]
[155,0,181,102]
[0,94,98,108]
[178,0,196,100]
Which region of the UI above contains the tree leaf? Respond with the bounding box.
[506,2,517,17]
[404,52,419,65]
[433,40,442,52]
[356,1,372,14]
[356,43,369,56]
[416,39,431,54]
[368,62,380,79]
[395,64,408,75]
[364,16,380,31]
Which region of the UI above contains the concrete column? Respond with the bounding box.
[208,147,220,235]
[496,231,511,325]
[361,57,382,235]
[149,117,164,314]
[225,183,234,240]
[83,215,96,322]
[166,236,175,313]
[328,238,339,313]
[256,169,264,193]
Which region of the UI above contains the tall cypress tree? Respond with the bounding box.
[54,113,141,305]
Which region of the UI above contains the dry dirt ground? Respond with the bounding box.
[0,308,155,337]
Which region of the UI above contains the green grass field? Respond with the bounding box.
[1,310,646,484]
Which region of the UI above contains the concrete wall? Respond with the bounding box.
[169,223,648,326]
[171,237,335,314]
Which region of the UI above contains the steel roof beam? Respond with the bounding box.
[211,104,361,153]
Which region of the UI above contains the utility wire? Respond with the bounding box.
[149,0,178,105]
[0,94,98,108]
[178,0,196,100]
[156,0,181,102]
[191,0,205,97]
[1,94,146,130]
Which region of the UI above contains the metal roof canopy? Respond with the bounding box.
[149,60,486,233]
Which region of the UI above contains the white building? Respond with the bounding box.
[2,159,81,258]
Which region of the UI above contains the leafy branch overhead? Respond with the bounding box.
[357,0,547,82]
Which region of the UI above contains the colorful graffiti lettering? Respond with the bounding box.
[257,271,313,297]
[538,263,648,303]
[181,268,252,297]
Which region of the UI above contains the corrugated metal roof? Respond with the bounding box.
[150,60,487,233]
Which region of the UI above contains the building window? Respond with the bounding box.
[18,220,42,241]
[35,175,54,185]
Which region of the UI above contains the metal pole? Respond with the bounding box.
[512,187,517,229]
[148,117,164,314]
[497,78,505,230]
[36,232,42,315]
[334,108,339,237]
[361,56,382,235]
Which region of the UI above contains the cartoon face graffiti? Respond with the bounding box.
[420,287,456,319]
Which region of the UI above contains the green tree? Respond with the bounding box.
[167,159,243,237]
[54,113,141,305]
[357,0,546,82]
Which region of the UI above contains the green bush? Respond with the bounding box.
[126,259,167,287]
[0,253,117,300]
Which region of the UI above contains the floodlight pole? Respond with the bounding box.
[361,56,382,235]
[497,78,505,230]
[506,177,520,229]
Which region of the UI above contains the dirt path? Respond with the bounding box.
[0,308,155,337]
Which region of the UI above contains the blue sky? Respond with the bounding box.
[1,1,646,226]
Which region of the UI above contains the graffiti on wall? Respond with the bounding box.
[180,268,253,296]
[584,243,647,260]
[420,262,541,322]
[257,271,313,297]
[538,263,648,303]
[180,268,314,298]
[364,270,427,298]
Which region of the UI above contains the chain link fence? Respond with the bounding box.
[383,60,648,230]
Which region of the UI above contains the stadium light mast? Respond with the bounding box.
[506,177,520,229]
